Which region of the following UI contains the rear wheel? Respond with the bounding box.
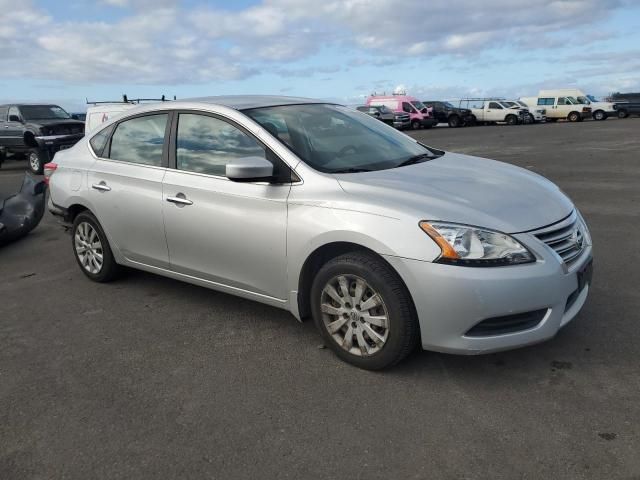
[28,148,45,174]
[311,252,419,370]
[448,115,460,128]
[568,112,580,122]
[72,211,121,282]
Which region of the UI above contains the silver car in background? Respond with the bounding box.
[46,96,593,370]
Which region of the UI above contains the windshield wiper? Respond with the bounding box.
[331,167,373,174]
[395,153,436,168]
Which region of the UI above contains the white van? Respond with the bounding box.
[538,89,617,121]
[520,95,591,122]
[85,104,138,133]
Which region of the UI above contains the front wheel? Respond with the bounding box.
[28,148,46,174]
[593,110,607,121]
[72,211,121,282]
[618,110,628,119]
[448,115,460,128]
[311,252,419,370]
[568,112,580,122]
[411,120,421,130]
[505,114,518,125]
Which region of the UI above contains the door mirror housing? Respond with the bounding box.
[9,115,22,122]
[226,156,274,182]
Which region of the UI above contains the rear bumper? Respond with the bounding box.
[384,243,593,355]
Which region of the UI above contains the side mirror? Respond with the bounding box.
[9,115,21,122]
[226,156,274,182]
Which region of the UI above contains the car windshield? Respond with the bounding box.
[516,101,527,107]
[501,101,516,108]
[443,102,455,108]
[244,103,440,174]
[587,95,600,102]
[20,105,71,120]
[411,101,427,112]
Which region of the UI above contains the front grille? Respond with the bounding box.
[465,309,547,337]
[533,212,585,267]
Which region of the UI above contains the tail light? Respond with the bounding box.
[43,162,57,185]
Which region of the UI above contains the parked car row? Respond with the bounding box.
[355,88,639,131]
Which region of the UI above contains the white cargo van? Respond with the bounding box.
[520,95,591,122]
[538,89,616,121]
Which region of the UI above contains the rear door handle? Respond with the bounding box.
[91,182,111,192]
[166,194,193,206]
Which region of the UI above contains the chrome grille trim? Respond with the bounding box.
[532,211,586,268]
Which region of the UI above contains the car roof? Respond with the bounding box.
[180,95,329,110]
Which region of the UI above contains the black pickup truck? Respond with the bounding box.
[609,92,640,118]
[422,101,474,127]
[0,104,84,174]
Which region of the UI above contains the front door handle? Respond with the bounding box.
[166,194,193,206]
[91,182,111,192]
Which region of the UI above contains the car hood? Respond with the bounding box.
[27,119,85,128]
[336,152,574,233]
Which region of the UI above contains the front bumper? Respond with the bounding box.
[393,119,411,129]
[35,133,84,155]
[384,239,593,355]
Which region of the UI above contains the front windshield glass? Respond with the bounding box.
[517,101,527,107]
[411,101,427,111]
[244,104,439,174]
[443,102,455,108]
[501,101,516,108]
[20,105,71,120]
[587,95,600,102]
[576,96,589,104]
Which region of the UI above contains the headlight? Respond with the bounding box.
[419,221,535,266]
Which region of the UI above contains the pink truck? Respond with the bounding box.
[366,95,437,130]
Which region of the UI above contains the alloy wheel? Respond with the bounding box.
[74,222,104,274]
[320,274,390,356]
[29,152,41,172]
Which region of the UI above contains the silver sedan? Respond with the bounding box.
[47,96,593,369]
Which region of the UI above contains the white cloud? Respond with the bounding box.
[0,0,634,86]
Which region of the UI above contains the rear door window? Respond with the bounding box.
[108,114,168,166]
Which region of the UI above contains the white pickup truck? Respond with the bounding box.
[465,100,526,125]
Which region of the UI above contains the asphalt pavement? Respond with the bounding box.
[1,118,639,479]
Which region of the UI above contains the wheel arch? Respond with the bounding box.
[23,131,39,148]
[296,241,410,321]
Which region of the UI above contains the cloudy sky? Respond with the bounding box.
[1,0,639,111]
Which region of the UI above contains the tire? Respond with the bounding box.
[0,148,5,168]
[28,148,46,175]
[618,109,628,119]
[72,211,121,282]
[567,112,580,122]
[411,120,421,130]
[448,115,460,128]
[310,251,419,370]
[527,113,535,124]
[593,110,607,121]
[505,114,517,125]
